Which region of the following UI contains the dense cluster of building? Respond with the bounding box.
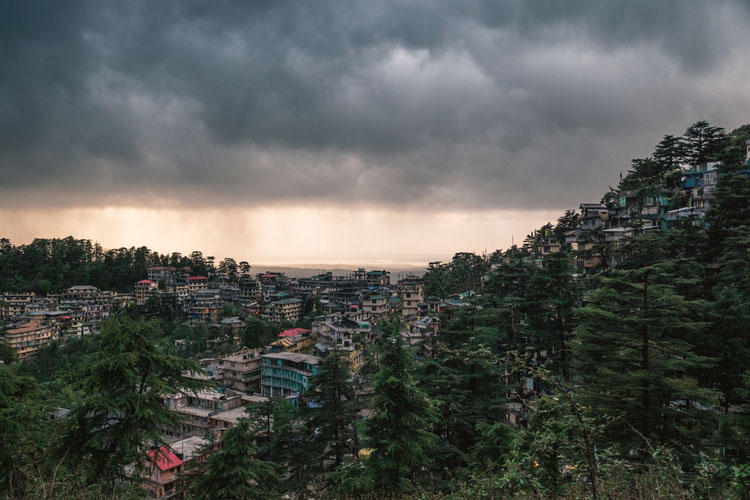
[133,265,443,323]
[532,142,750,272]
[0,259,461,497]
[1,286,134,358]
[137,267,464,498]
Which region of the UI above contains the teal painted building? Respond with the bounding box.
[260,352,320,398]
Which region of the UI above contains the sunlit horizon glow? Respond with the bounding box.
[0,206,562,269]
[3,2,750,271]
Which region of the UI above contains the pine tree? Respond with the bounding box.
[680,120,728,166]
[554,209,581,248]
[572,234,716,461]
[66,316,210,482]
[0,365,56,496]
[243,399,275,458]
[708,227,750,460]
[417,341,510,482]
[525,251,578,377]
[307,346,358,469]
[192,418,278,500]
[423,261,453,300]
[480,248,536,350]
[270,402,317,494]
[706,128,750,253]
[364,317,437,496]
[653,134,683,188]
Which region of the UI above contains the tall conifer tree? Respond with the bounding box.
[66,317,209,483]
[572,234,716,461]
[192,418,278,500]
[364,317,436,495]
[307,346,357,469]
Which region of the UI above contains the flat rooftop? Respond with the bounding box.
[171,435,210,461]
[210,406,249,426]
[262,351,320,365]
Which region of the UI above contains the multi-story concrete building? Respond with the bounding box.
[135,280,158,304]
[260,352,320,398]
[258,272,288,301]
[268,328,316,355]
[174,282,190,306]
[682,162,719,211]
[238,275,262,304]
[366,270,390,287]
[218,347,263,393]
[0,292,35,320]
[147,266,171,284]
[327,275,367,307]
[399,277,424,317]
[187,289,222,324]
[4,319,56,359]
[187,276,208,292]
[312,315,369,374]
[297,272,332,296]
[313,316,368,349]
[163,388,245,438]
[220,283,240,304]
[261,297,303,324]
[144,446,184,499]
[143,434,215,499]
[362,292,388,317]
[402,315,440,348]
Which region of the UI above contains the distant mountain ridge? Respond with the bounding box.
[250,265,426,279]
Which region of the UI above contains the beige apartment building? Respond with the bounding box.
[134,280,158,304]
[261,297,303,324]
[1,292,35,320]
[187,276,208,292]
[4,320,56,359]
[218,347,263,392]
[399,279,424,317]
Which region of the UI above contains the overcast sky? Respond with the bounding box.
[2,1,750,265]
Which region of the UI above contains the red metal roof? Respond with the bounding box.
[187,276,207,280]
[278,327,310,337]
[147,447,183,471]
[136,280,155,284]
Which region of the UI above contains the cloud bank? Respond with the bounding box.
[2,0,750,211]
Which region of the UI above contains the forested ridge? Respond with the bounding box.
[1,120,750,499]
[0,239,217,294]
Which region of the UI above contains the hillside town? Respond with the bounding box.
[1,127,749,498]
[6,138,748,364]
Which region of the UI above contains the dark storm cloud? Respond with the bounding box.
[1,0,750,209]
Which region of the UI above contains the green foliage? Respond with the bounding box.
[573,233,717,462]
[0,237,206,293]
[2,120,750,499]
[525,250,578,375]
[417,341,511,484]
[65,316,210,482]
[308,347,358,469]
[241,317,274,349]
[0,364,55,496]
[364,318,438,496]
[706,154,750,252]
[269,402,317,494]
[554,209,581,245]
[478,247,536,350]
[680,121,729,166]
[191,418,279,500]
[0,337,16,365]
[423,252,488,299]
